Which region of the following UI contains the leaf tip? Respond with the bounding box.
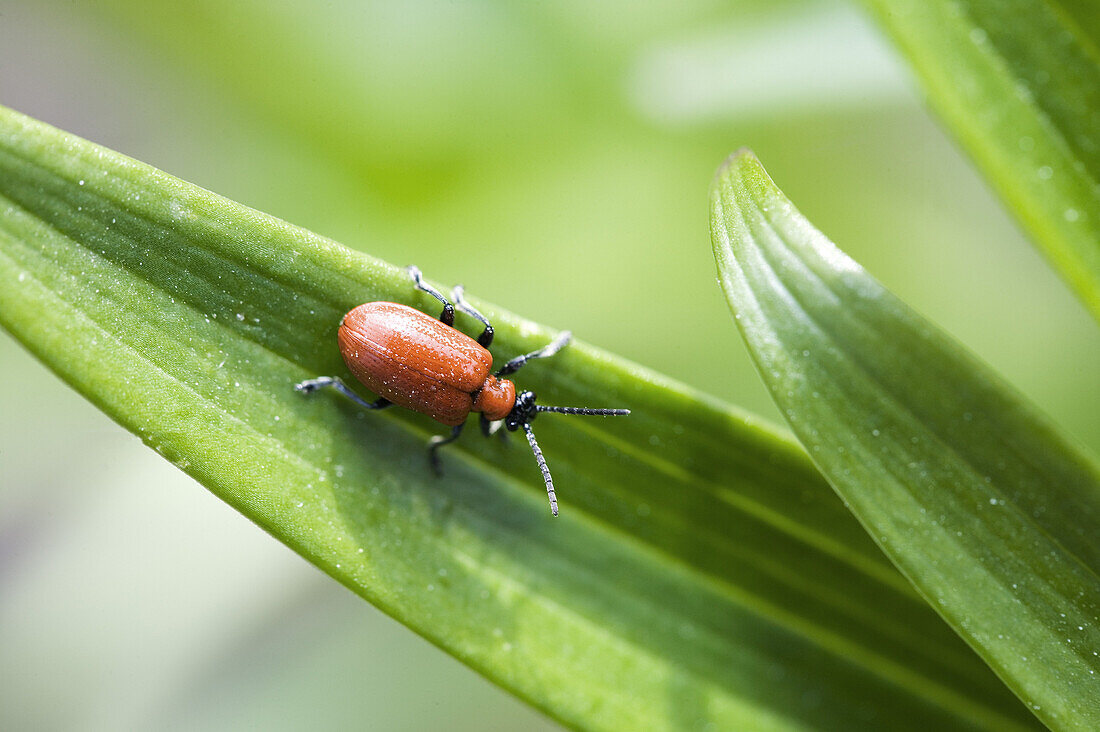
[714,148,758,183]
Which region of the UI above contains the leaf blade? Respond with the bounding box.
[0,108,1039,731]
[860,0,1100,321]
[711,149,1100,730]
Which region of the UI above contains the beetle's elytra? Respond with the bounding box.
[338,302,514,425]
[295,266,630,516]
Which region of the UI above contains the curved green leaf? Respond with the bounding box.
[860,0,1100,321]
[0,107,1038,731]
[711,150,1100,730]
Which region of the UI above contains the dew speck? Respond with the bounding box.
[236,313,245,321]
[871,429,880,437]
[78,179,85,186]
[1038,166,1053,180]
[1064,208,1079,222]
[969,28,988,44]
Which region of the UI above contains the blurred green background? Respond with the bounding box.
[2,1,1097,729]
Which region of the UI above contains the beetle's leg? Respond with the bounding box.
[452,285,494,347]
[406,265,454,326]
[479,413,507,440]
[428,423,465,475]
[295,376,391,410]
[495,330,572,377]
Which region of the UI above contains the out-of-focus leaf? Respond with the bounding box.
[711,150,1100,730]
[861,0,1100,321]
[0,108,1039,730]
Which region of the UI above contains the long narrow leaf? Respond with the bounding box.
[860,0,1100,321]
[0,108,1038,730]
[711,150,1100,730]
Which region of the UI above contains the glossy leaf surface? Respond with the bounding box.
[711,150,1100,730]
[861,0,1100,321]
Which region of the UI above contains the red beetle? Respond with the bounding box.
[295,266,629,516]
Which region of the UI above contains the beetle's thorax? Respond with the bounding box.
[472,375,516,421]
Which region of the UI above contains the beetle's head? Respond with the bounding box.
[505,390,538,431]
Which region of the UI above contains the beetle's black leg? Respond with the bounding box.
[479,414,509,442]
[428,423,465,475]
[495,330,572,377]
[295,376,391,410]
[407,265,454,326]
[452,285,494,347]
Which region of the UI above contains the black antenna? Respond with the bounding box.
[519,407,629,515]
[523,423,558,516]
[536,406,631,416]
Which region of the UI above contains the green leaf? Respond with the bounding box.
[859,0,1100,321]
[0,106,1039,731]
[711,150,1100,731]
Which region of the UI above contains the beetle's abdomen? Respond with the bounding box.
[338,302,493,425]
